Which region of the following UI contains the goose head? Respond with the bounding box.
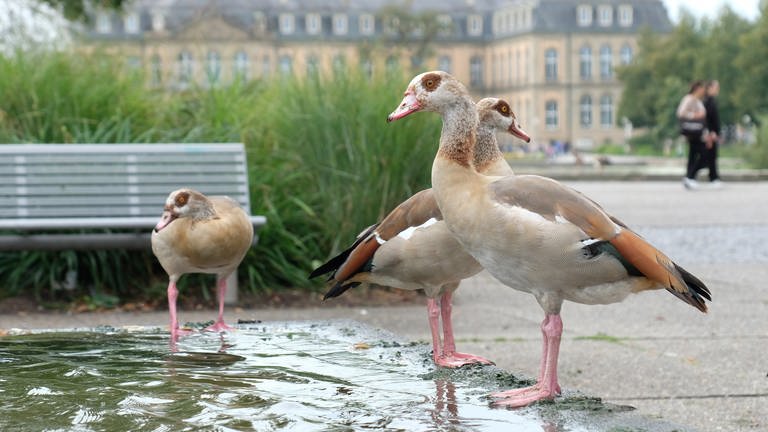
[476,98,531,143]
[387,71,471,122]
[154,188,213,232]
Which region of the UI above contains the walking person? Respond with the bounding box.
[677,80,708,190]
[702,79,723,187]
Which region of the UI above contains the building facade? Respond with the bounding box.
[84,0,671,149]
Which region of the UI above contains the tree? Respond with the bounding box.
[378,2,450,72]
[40,0,125,23]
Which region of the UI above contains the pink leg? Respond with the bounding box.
[440,291,494,366]
[203,277,235,333]
[427,298,444,364]
[493,314,563,407]
[167,279,193,342]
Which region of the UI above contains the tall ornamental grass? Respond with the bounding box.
[0,51,441,304]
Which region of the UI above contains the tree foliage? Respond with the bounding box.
[618,5,764,139]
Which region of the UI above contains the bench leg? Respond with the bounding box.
[224,271,238,305]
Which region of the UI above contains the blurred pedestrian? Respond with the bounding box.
[676,80,707,190]
[702,79,722,187]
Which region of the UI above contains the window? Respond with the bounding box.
[124,12,140,34]
[152,11,165,32]
[620,44,633,65]
[545,48,557,82]
[234,51,249,81]
[306,55,319,76]
[206,51,221,84]
[545,100,558,129]
[96,11,111,33]
[437,14,452,36]
[150,55,162,86]
[253,11,267,34]
[470,56,484,87]
[580,95,592,127]
[598,5,613,26]
[279,14,295,34]
[467,14,483,36]
[279,55,293,76]
[600,94,614,127]
[177,51,193,85]
[332,54,346,73]
[577,5,592,26]
[438,55,452,73]
[262,55,271,78]
[411,55,423,70]
[385,55,399,74]
[333,14,348,35]
[359,14,374,35]
[306,13,321,35]
[618,5,633,27]
[600,45,613,79]
[360,58,373,77]
[579,45,592,80]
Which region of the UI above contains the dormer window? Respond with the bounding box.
[437,14,452,36]
[333,14,348,35]
[253,11,266,35]
[577,5,592,27]
[598,5,613,26]
[152,10,165,32]
[306,13,321,35]
[124,12,140,34]
[618,5,633,27]
[96,11,111,33]
[467,14,483,36]
[359,14,374,35]
[279,14,295,34]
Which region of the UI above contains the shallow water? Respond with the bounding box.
[0,321,674,431]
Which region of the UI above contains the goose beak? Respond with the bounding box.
[154,211,176,232]
[387,90,421,122]
[508,122,531,143]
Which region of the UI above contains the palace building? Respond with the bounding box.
[83,0,671,149]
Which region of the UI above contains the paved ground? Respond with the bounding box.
[2,181,767,432]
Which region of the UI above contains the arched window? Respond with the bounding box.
[545,48,557,81]
[150,55,162,86]
[620,44,633,65]
[234,51,249,81]
[470,56,484,87]
[545,100,558,129]
[177,50,193,86]
[600,94,614,127]
[206,51,221,84]
[600,45,613,79]
[579,45,592,80]
[580,95,592,127]
[306,55,319,77]
[438,55,452,73]
[279,55,292,76]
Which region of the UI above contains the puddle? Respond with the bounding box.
[0,320,686,431]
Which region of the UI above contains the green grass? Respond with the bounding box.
[0,51,440,305]
[573,332,626,344]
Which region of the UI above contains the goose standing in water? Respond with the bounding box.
[152,188,253,342]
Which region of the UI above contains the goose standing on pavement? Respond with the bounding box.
[151,188,253,341]
[387,71,711,407]
[310,98,531,368]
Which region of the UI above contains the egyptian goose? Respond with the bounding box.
[387,71,711,407]
[310,98,531,368]
[151,188,253,341]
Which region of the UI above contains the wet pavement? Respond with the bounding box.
[2,180,767,431]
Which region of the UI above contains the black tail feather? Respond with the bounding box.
[668,263,712,313]
[323,282,361,300]
[308,224,379,280]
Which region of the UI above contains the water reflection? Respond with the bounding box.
[0,321,664,431]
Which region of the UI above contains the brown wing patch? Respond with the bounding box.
[489,175,617,240]
[375,189,442,241]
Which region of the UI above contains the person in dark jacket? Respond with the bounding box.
[701,80,722,186]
